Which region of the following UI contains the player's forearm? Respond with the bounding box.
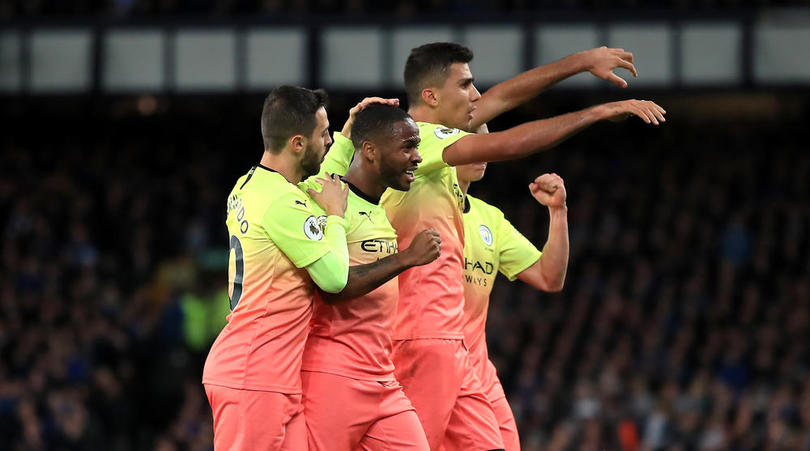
[306,216,350,293]
[537,206,569,292]
[446,106,605,166]
[320,132,355,177]
[320,253,413,304]
[472,54,587,130]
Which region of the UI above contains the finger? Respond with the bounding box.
[616,58,638,78]
[314,177,327,185]
[642,106,658,125]
[539,182,558,193]
[359,97,384,107]
[538,174,555,185]
[648,105,666,123]
[640,103,660,125]
[652,102,666,115]
[631,105,652,124]
[617,50,634,66]
[606,72,628,88]
[359,97,399,109]
[306,188,316,197]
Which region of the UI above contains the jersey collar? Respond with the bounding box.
[342,179,381,205]
[256,164,278,173]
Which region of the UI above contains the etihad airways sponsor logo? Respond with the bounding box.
[360,239,398,254]
[464,257,493,274]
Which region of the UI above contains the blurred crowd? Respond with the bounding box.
[0,95,808,450]
[477,112,810,450]
[0,0,807,19]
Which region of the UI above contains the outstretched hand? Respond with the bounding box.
[582,46,638,88]
[602,99,667,125]
[341,97,400,139]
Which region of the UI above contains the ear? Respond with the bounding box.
[421,88,439,107]
[289,134,306,154]
[361,140,376,163]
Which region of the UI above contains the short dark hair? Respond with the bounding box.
[351,104,413,150]
[261,86,329,153]
[404,42,474,106]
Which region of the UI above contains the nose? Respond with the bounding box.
[325,133,333,148]
[412,149,423,164]
[470,84,481,102]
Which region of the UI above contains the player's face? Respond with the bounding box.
[376,118,422,191]
[456,162,487,184]
[301,107,332,177]
[436,62,481,131]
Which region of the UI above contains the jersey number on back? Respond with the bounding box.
[229,235,244,311]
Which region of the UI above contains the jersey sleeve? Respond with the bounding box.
[320,132,355,176]
[497,214,543,281]
[304,215,350,292]
[416,123,471,173]
[262,189,335,268]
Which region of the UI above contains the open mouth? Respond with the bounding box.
[404,169,416,182]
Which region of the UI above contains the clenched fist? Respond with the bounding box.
[400,228,441,267]
[529,173,566,209]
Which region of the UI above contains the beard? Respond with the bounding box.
[379,160,409,192]
[300,142,322,178]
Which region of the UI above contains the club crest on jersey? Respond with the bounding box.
[479,224,493,246]
[304,215,324,241]
[434,127,460,139]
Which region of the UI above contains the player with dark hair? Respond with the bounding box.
[445,161,568,451]
[202,85,350,450]
[299,101,440,450]
[379,42,664,449]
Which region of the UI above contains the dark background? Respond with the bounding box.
[2,2,810,450]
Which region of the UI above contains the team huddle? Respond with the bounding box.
[202,42,666,450]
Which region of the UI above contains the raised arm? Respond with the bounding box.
[471,46,637,130]
[320,229,441,304]
[444,99,665,166]
[516,174,569,292]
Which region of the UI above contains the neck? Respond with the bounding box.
[408,104,440,125]
[459,178,471,197]
[260,150,303,184]
[343,164,386,201]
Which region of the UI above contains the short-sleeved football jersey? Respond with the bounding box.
[300,180,401,380]
[462,195,542,367]
[202,165,340,393]
[381,122,470,340]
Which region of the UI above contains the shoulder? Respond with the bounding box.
[467,195,505,221]
[417,122,466,143]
